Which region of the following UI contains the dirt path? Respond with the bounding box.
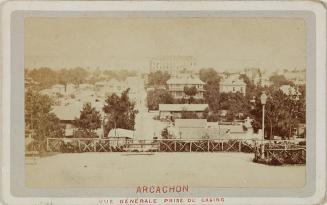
[26,152,305,188]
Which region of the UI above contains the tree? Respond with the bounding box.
[269,74,292,87]
[28,67,59,89]
[69,67,89,86]
[183,86,197,103]
[25,89,64,150]
[148,71,171,87]
[147,89,174,110]
[199,68,219,83]
[74,103,102,136]
[219,92,251,121]
[250,87,305,139]
[58,69,72,91]
[103,89,137,136]
[199,68,222,112]
[161,128,169,139]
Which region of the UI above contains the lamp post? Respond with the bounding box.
[260,92,267,160]
[260,92,267,140]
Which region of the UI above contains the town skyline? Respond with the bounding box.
[25,17,306,71]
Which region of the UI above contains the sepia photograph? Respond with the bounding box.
[24,17,307,189]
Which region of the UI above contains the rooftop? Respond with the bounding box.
[167,76,205,85]
[220,75,246,86]
[175,119,207,128]
[159,104,208,112]
[107,128,135,139]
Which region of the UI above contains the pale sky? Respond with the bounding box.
[25,17,306,72]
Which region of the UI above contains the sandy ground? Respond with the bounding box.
[134,80,167,140]
[25,152,305,188]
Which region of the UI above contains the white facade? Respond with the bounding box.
[219,76,246,96]
[166,76,205,99]
[149,56,196,76]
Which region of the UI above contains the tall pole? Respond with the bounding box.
[261,104,265,160]
[262,104,265,140]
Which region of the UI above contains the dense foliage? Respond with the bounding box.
[147,71,171,87]
[103,89,137,137]
[26,67,137,90]
[25,89,64,149]
[74,103,102,136]
[147,89,174,110]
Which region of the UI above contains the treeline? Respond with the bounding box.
[25,67,137,90]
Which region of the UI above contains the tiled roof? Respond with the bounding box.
[219,75,246,86]
[159,104,208,112]
[107,128,135,139]
[175,119,207,128]
[167,77,205,85]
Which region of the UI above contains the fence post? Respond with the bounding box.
[174,141,177,152]
[190,141,192,152]
[238,140,241,152]
[221,141,224,151]
[46,138,49,152]
[207,140,210,152]
[78,140,81,152]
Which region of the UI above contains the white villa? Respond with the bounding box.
[166,76,205,99]
[219,75,246,96]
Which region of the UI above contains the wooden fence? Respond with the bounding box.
[46,138,263,153]
[157,139,255,152]
[46,137,306,154]
[46,138,132,152]
[253,140,306,164]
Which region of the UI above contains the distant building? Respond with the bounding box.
[94,79,127,97]
[149,56,196,76]
[219,75,246,96]
[279,69,306,85]
[51,104,81,137]
[78,84,95,92]
[242,68,261,82]
[52,84,66,94]
[107,128,135,139]
[280,85,301,99]
[159,104,208,120]
[166,76,205,99]
[107,128,135,147]
[206,119,255,140]
[174,119,207,139]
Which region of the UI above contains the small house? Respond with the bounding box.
[174,119,207,139]
[107,128,135,146]
[159,104,208,120]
